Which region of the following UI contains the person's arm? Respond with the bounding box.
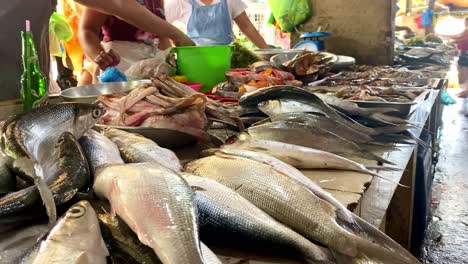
[74,0,194,46]
[234,12,268,49]
[79,8,120,70]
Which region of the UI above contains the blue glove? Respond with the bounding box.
[99,67,127,83]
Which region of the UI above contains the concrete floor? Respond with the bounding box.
[421,91,468,264]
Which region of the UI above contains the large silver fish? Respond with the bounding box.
[24,201,109,264]
[79,129,124,175]
[1,103,105,182]
[185,155,421,264]
[94,163,204,264]
[102,128,182,171]
[184,174,335,264]
[0,222,48,263]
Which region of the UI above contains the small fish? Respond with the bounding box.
[184,174,335,264]
[94,163,204,264]
[0,222,49,263]
[257,99,323,116]
[24,201,109,264]
[313,93,398,116]
[79,130,124,176]
[102,128,182,172]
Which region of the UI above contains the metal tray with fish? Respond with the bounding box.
[95,125,197,148]
[348,89,431,117]
[315,77,442,89]
[308,86,431,117]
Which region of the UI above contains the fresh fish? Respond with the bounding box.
[24,201,109,264]
[239,85,375,135]
[313,93,398,116]
[90,200,161,264]
[184,174,334,264]
[79,130,124,176]
[0,133,91,224]
[185,155,420,264]
[0,156,15,194]
[241,121,395,165]
[257,112,373,143]
[257,99,323,116]
[94,163,204,264]
[1,103,105,182]
[102,128,182,171]
[0,222,48,263]
[200,243,222,264]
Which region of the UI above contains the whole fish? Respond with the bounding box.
[313,93,398,117]
[1,103,105,182]
[90,200,161,264]
[0,132,91,223]
[102,128,182,171]
[257,99,323,116]
[24,201,109,264]
[94,163,204,264]
[239,85,375,135]
[241,121,394,165]
[79,130,124,176]
[185,155,420,264]
[0,222,48,263]
[257,112,373,143]
[184,174,334,264]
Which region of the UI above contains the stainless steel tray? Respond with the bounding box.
[316,77,441,89]
[95,125,197,148]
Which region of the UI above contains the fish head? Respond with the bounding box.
[72,104,106,136]
[257,100,280,116]
[49,200,109,256]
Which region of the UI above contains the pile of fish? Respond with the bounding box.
[0,102,422,264]
[98,75,240,140]
[310,86,425,102]
[342,66,433,79]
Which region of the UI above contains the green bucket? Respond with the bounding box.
[172,45,232,92]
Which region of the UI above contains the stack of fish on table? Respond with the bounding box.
[0,87,422,263]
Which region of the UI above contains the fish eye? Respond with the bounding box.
[68,205,86,218]
[92,109,103,119]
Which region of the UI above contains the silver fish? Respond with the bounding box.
[102,128,182,172]
[24,201,109,264]
[185,155,420,264]
[184,174,334,264]
[0,222,48,263]
[200,243,222,264]
[241,121,395,165]
[79,129,124,175]
[94,163,204,264]
[258,99,323,116]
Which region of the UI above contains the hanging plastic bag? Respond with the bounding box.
[268,0,312,32]
[125,48,176,80]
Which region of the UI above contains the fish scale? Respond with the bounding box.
[185,175,334,264]
[94,163,204,264]
[186,155,421,264]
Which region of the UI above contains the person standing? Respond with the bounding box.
[449,17,468,98]
[165,0,268,48]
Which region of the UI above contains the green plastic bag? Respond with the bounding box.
[268,0,312,32]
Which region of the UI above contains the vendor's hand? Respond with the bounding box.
[94,49,120,70]
[173,33,196,46]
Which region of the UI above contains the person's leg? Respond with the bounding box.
[457,64,468,98]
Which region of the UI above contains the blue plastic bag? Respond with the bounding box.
[99,67,127,83]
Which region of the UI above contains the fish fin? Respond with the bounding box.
[368,170,409,188]
[191,185,206,192]
[110,206,117,218]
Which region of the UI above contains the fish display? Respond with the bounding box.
[239,120,394,165]
[23,201,109,264]
[185,155,420,264]
[79,129,124,176]
[184,174,334,264]
[101,128,181,171]
[94,163,204,264]
[0,132,90,223]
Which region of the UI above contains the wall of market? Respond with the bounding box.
[292,0,395,65]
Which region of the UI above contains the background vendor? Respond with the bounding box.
[79,0,171,85]
[165,0,268,48]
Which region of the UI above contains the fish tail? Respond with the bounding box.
[366,170,409,188]
[349,216,421,264]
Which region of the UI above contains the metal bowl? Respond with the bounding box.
[253,49,301,61]
[270,51,338,66]
[61,80,150,103]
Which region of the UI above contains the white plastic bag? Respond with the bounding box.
[125,48,176,79]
